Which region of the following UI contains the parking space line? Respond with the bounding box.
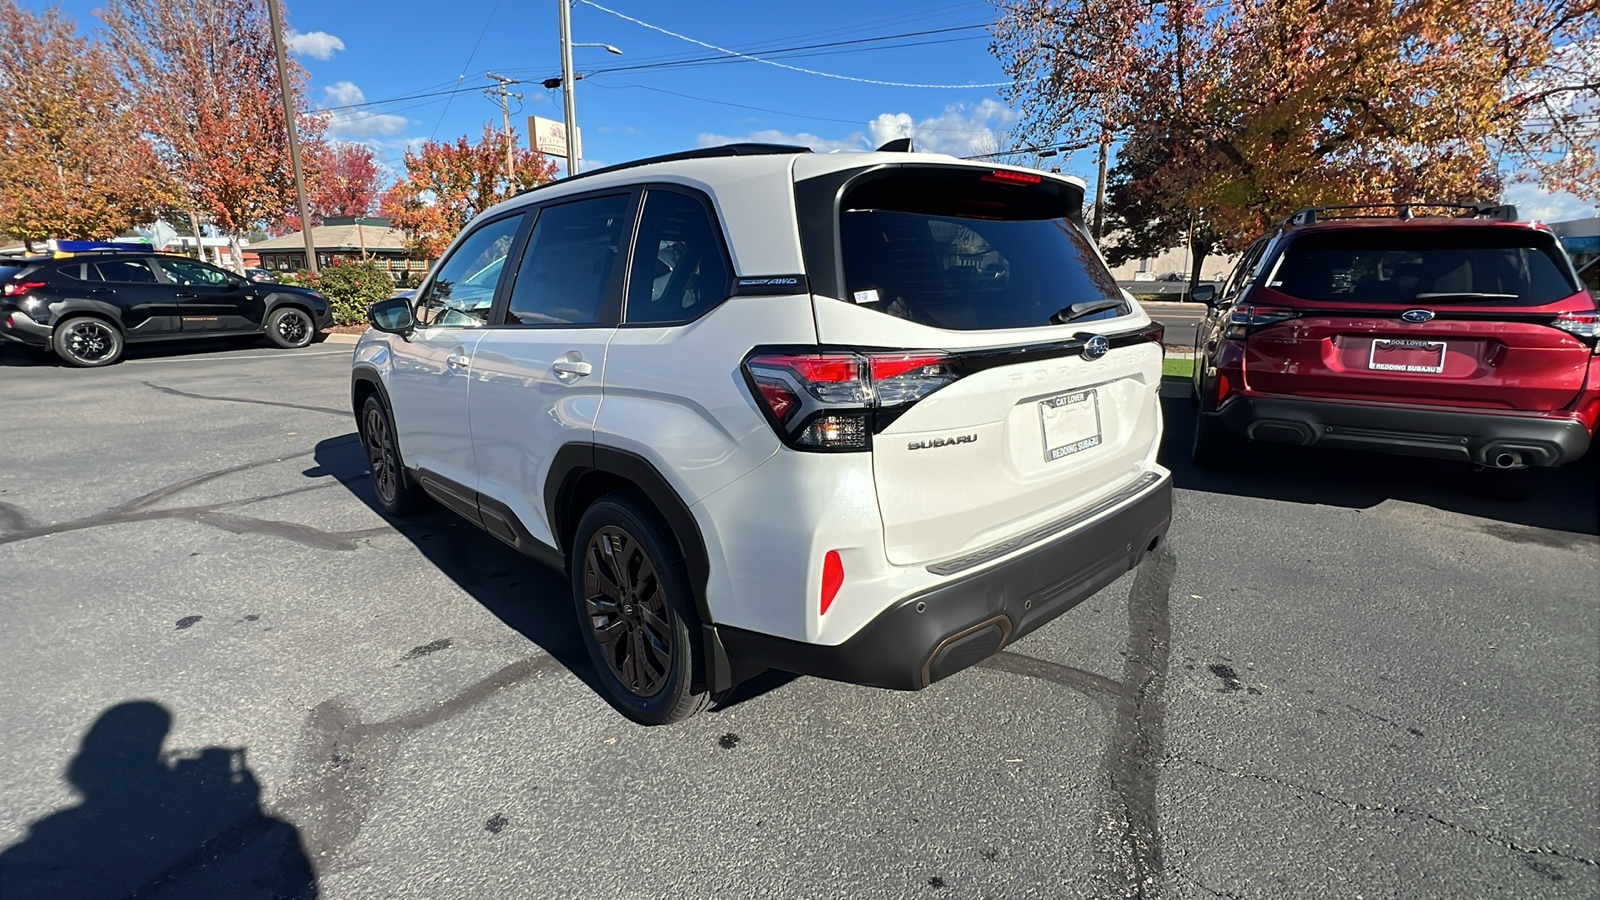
[123,350,351,364]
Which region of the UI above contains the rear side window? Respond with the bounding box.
[839,169,1121,330]
[624,189,731,325]
[1269,228,1580,306]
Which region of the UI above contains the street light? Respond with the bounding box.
[557,2,621,176]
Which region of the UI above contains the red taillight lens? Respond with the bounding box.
[744,350,961,451]
[820,550,844,615]
[3,282,46,297]
[1551,311,1600,343]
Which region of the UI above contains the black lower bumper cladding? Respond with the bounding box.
[1209,395,1591,467]
[718,475,1173,690]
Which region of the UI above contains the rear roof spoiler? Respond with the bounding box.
[1277,203,1519,227]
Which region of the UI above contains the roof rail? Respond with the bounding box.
[514,142,812,197]
[1277,202,1519,227]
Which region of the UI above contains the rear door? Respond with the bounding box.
[89,258,179,336]
[1242,226,1592,411]
[803,164,1166,567]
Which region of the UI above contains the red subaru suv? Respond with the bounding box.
[1191,203,1599,498]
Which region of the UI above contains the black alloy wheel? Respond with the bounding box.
[52,317,124,367]
[266,307,314,349]
[572,495,711,725]
[359,395,427,516]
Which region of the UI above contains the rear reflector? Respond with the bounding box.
[820,550,844,615]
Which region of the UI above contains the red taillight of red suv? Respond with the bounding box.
[2,282,46,297]
[1224,304,1299,340]
[1552,311,1600,349]
[743,350,962,451]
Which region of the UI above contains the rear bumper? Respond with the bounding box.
[717,473,1172,690]
[0,311,52,347]
[1210,394,1592,467]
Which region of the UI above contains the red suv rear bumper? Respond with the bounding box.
[1206,393,1592,467]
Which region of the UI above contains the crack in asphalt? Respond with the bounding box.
[0,444,388,551]
[1165,753,1600,868]
[142,381,350,417]
[277,655,561,865]
[1097,545,1177,900]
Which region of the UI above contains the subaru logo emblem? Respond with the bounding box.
[1082,334,1110,361]
[1401,309,1435,323]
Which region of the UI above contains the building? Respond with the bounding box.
[249,216,425,283]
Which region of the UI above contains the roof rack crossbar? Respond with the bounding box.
[514,142,812,198]
[1276,202,1519,227]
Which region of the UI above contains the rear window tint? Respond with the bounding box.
[839,170,1121,330]
[0,264,35,282]
[1268,228,1579,306]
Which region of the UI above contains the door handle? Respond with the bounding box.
[552,355,593,378]
[174,291,196,298]
[446,353,471,371]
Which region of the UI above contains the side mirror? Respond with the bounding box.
[1190,284,1217,305]
[369,297,416,335]
[226,277,244,291]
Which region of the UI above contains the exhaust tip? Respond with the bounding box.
[1494,452,1523,469]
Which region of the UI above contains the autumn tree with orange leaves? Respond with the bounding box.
[993,0,1599,260]
[380,125,559,259]
[0,1,173,248]
[99,0,325,267]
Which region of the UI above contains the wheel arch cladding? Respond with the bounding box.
[547,443,715,628]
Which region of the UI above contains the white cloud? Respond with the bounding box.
[696,128,868,154]
[870,99,1018,157]
[321,82,408,138]
[288,30,345,61]
[1502,183,1597,224]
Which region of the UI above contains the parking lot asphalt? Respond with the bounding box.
[1,340,1595,899]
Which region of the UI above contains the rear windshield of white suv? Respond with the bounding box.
[839,169,1122,330]
[1268,228,1580,306]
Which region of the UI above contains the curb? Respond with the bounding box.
[320,333,362,345]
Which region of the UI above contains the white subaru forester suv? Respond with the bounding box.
[353,143,1171,724]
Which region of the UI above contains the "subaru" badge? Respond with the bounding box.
[1401,309,1435,323]
[1082,334,1111,360]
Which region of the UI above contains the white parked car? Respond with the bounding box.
[352,143,1172,723]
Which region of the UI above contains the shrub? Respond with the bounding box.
[288,258,395,326]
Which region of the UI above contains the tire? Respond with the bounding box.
[572,493,712,725]
[52,316,124,367]
[359,395,429,516]
[265,306,315,349]
[1472,466,1552,502]
[1191,413,1239,470]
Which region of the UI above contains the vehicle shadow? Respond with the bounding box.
[309,434,605,698]
[1158,388,1599,536]
[310,434,799,710]
[0,701,317,900]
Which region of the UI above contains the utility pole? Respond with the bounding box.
[485,73,524,180]
[558,0,579,176]
[266,0,317,275]
[1092,125,1109,244]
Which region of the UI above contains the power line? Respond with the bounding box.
[588,81,1016,135]
[576,0,1011,89]
[429,0,504,140]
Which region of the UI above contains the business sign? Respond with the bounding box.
[530,115,581,158]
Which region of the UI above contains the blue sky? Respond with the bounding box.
[32,0,1598,222]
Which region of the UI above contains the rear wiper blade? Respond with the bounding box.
[1050,299,1124,324]
[1412,292,1518,301]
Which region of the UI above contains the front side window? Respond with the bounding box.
[94,260,158,283]
[416,213,525,327]
[156,258,230,286]
[503,193,630,326]
[1268,228,1580,306]
[624,190,731,325]
[838,169,1121,331]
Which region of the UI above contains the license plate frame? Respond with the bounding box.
[1369,338,1446,373]
[1040,389,1103,462]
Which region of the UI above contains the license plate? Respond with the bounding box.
[1369,338,1446,373]
[1040,390,1102,461]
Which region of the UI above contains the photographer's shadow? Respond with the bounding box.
[0,701,316,900]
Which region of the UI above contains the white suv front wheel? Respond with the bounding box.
[572,494,713,724]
